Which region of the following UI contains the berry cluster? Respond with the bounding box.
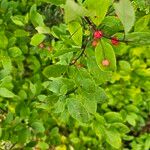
[92,30,119,47]
[92,30,119,67]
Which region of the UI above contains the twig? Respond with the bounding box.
[84,17,130,44]
[69,37,90,65]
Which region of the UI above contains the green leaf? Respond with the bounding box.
[68,21,83,46]
[30,4,44,27]
[64,0,88,23]
[0,32,8,49]
[126,104,139,113]
[35,26,51,34]
[134,15,150,32]
[14,29,29,37]
[145,136,150,150]
[86,49,112,84]
[92,120,105,140]
[37,141,49,150]
[102,16,123,35]
[105,129,122,149]
[95,39,116,71]
[18,129,31,144]
[126,113,137,126]
[43,65,67,78]
[0,87,15,98]
[29,82,36,95]
[114,0,135,34]
[53,99,66,113]
[1,56,12,73]
[110,123,130,134]
[104,112,123,123]
[83,0,110,26]
[126,32,150,46]
[67,98,89,123]
[30,33,46,46]
[11,16,24,26]
[31,121,45,133]
[119,60,131,72]
[8,47,22,57]
[83,97,97,114]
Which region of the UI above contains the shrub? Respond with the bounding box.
[0,0,150,149]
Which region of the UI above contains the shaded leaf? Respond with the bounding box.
[114,0,135,34]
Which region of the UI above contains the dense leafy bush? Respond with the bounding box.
[0,0,150,149]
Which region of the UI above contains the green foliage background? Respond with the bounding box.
[0,0,150,149]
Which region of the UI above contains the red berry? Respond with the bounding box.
[39,43,45,48]
[102,59,110,66]
[92,40,98,47]
[93,30,103,39]
[111,37,119,46]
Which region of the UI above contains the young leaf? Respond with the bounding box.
[67,98,89,123]
[105,129,122,149]
[114,0,135,34]
[68,21,83,46]
[95,39,116,71]
[83,0,110,26]
[30,33,46,46]
[0,87,15,98]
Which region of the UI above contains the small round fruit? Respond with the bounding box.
[92,40,98,47]
[39,43,45,48]
[102,59,110,66]
[111,37,119,46]
[93,30,103,39]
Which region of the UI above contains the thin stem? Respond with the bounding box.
[70,37,90,65]
[84,17,129,44]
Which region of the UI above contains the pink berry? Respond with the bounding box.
[39,43,45,48]
[93,30,103,39]
[111,37,119,46]
[92,40,98,47]
[102,59,110,66]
